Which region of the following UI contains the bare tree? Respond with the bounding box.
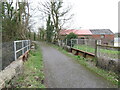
[38,0,73,41]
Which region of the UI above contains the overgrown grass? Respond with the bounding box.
[51,44,118,87]
[74,45,95,53]
[74,45,118,54]
[6,43,45,88]
[74,45,119,59]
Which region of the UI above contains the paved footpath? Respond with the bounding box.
[40,42,117,88]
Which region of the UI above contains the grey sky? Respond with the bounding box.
[30,0,119,33]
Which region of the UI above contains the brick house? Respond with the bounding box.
[60,29,114,45]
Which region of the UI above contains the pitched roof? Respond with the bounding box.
[60,29,92,35]
[90,29,113,35]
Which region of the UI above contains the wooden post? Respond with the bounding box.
[95,40,98,64]
[71,39,72,48]
[66,39,67,45]
[77,39,78,49]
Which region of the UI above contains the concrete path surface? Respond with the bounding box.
[40,42,117,88]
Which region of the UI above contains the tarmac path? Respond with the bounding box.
[40,42,116,88]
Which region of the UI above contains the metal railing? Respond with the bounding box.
[14,40,31,60]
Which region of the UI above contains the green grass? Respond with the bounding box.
[100,48,118,55]
[6,43,45,88]
[74,45,119,59]
[51,44,118,86]
[74,45,95,53]
[74,45,118,54]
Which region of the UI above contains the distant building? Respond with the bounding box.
[60,29,114,45]
[90,29,114,45]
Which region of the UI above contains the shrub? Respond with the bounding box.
[65,33,78,46]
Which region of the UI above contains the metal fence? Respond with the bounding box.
[2,40,31,70]
[96,44,119,72]
[69,38,119,59]
[71,39,96,54]
[97,44,119,61]
[58,38,119,72]
[14,40,31,60]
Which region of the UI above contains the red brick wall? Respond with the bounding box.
[91,35,114,40]
[104,35,114,40]
[60,34,114,41]
[91,35,101,39]
[91,34,114,45]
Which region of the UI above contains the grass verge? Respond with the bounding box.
[74,45,118,59]
[6,43,45,88]
[50,44,118,87]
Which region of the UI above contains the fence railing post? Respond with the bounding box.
[14,41,17,60]
[27,40,28,51]
[77,39,78,49]
[66,39,67,45]
[71,39,72,48]
[95,40,98,65]
[22,40,24,54]
[29,40,30,50]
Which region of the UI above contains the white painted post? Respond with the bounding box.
[14,41,17,60]
[85,39,87,52]
[22,40,24,54]
[27,40,28,51]
[77,39,78,49]
[66,39,67,45]
[71,39,72,48]
[28,40,29,50]
[28,40,30,50]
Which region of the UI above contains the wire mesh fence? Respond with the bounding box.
[97,45,119,61]
[2,41,14,70]
[96,44,119,72]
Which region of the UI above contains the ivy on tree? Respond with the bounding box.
[46,14,54,42]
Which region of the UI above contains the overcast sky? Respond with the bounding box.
[30,0,119,33]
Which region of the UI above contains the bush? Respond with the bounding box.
[65,33,78,46]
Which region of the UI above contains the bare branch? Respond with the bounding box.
[37,0,74,40]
